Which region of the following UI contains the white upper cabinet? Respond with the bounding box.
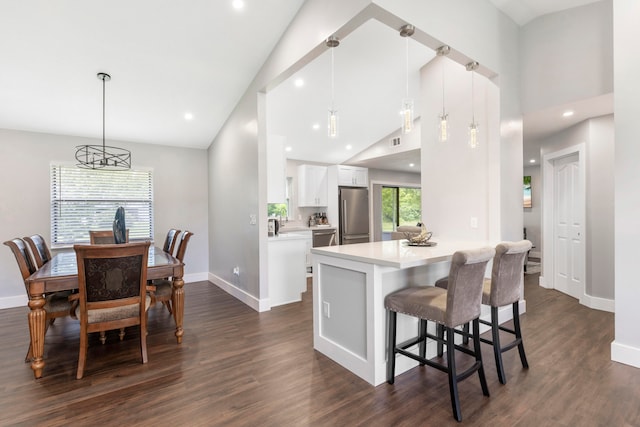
[298,164,328,207]
[337,165,368,187]
[267,135,286,203]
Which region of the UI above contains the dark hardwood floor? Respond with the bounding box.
[1,272,639,426]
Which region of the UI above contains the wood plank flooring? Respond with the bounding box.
[1,273,638,426]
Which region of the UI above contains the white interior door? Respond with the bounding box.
[553,153,583,299]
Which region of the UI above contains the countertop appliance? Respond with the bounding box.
[339,186,369,245]
[312,227,337,247]
[268,218,280,236]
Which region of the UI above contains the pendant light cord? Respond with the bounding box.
[330,47,335,110]
[471,70,475,123]
[405,37,409,98]
[102,75,106,156]
[441,59,446,115]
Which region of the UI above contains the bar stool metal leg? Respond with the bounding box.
[419,319,428,364]
[446,325,462,422]
[513,301,529,369]
[473,318,490,396]
[490,306,507,384]
[387,310,397,384]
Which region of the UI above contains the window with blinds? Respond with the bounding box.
[51,164,153,245]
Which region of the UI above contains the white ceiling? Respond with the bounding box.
[488,0,603,25]
[0,0,305,149]
[0,0,609,170]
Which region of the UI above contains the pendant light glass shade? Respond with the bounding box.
[466,61,479,149]
[399,24,415,134]
[76,73,131,170]
[326,36,340,138]
[401,98,414,134]
[436,46,450,142]
[328,109,338,138]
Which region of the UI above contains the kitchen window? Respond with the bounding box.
[50,164,153,246]
[381,186,421,232]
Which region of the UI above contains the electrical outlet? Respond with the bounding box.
[233,266,240,276]
[322,301,330,318]
[249,214,257,225]
[470,217,478,229]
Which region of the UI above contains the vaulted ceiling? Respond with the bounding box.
[0,0,606,170]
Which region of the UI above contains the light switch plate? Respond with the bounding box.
[249,214,257,225]
[470,217,478,229]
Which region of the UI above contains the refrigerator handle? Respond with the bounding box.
[342,199,348,235]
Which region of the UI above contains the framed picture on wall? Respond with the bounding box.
[523,175,532,208]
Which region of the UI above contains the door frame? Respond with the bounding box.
[540,143,586,304]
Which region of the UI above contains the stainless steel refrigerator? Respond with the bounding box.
[339,187,369,244]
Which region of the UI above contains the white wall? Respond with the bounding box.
[523,165,541,255]
[612,0,640,369]
[420,57,503,241]
[520,0,613,113]
[0,129,209,307]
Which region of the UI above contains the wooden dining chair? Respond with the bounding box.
[89,229,129,244]
[162,229,181,255]
[70,241,152,379]
[3,238,72,362]
[23,234,52,268]
[151,231,193,315]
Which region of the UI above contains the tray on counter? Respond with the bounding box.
[405,241,437,247]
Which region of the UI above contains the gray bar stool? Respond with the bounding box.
[385,247,495,422]
[436,240,532,384]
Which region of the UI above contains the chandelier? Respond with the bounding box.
[76,73,131,170]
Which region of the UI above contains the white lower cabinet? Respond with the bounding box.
[268,233,309,307]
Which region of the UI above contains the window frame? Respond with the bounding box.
[50,163,154,247]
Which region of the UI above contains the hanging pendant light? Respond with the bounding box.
[326,36,340,138]
[399,24,415,134]
[466,61,479,149]
[436,45,450,142]
[76,73,131,170]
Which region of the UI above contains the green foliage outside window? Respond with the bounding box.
[268,203,287,218]
[382,187,421,232]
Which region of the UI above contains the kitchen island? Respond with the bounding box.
[311,239,524,386]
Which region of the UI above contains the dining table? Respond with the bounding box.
[24,245,185,379]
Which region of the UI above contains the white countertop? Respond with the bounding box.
[279,224,336,232]
[268,232,312,242]
[311,239,496,269]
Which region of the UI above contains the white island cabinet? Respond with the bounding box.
[311,239,522,386]
[268,233,309,308]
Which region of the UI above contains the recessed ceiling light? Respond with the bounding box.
[409,163,415,168]
[294,78,304,88]
[529,159,536,164]
[232,0,244,10]
[312,123,320,130]
[346,145,352,150]
[184,112,193,120]
[562,110,574,117]
[285,146,292,152]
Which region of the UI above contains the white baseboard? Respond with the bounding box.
[539,276,614,312]
[611,341,640,369]
[0,294,28,310]
[208,272,269,312]
[580,293,615,313]
[184,272,209,283]
[538,275,552,289]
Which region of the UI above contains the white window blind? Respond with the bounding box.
[51,165,153,245]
